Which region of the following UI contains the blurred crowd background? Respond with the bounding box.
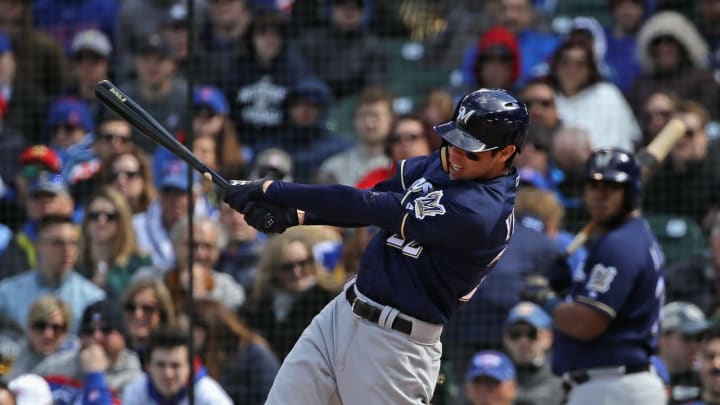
[0,0,719,404]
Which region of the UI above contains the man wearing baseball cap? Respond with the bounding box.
[133,159,215,271]
[68,29,113,124]
[502,301,564,405]
[659,301,711,404]
[0,172,77,277]
[464,350,518,405]
[46,97,102,205]
[33,299,143,403]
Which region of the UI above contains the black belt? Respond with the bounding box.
[567,364,650,385]
[346,286,413,335]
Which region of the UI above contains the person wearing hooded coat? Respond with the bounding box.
[628,11,719,119]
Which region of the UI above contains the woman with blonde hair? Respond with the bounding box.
[7,295,78,379]
[188,299,279,404]
[102,149,156,215]
[121,277,176,366]
[242,227,337,359]
[76,186,152,298]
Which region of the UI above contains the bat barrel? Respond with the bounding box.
[95,80,229,191]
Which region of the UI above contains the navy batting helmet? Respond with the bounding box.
[585,147,642,210]
[434,88,529,153]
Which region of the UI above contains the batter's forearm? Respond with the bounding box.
[302,211,367,227]
[264,182,402,230]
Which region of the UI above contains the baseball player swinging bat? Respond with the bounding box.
[565,118,687,255]
[94,79,229,189]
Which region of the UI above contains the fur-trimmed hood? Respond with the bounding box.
[636,11,709,73]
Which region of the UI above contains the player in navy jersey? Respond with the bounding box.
[522,148,667,404]
[223,88,528,405]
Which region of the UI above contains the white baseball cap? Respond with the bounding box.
[8,374,53,405]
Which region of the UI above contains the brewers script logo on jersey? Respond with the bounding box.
[414,191,446,219]
[586,263,617,296]
[402,177,446,219]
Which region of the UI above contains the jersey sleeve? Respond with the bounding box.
[265,182,407,231]
[573,239,641,319]
[265,156,436,229]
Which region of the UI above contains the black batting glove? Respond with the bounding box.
[520,274,558,305]
[223,178,268,212]
[243,201,299,234]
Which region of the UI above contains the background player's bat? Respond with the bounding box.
[94,79,229,190]
[565,118,687,256]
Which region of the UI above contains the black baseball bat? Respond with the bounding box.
[94,80,229,190]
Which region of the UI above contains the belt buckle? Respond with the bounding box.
[350,296,362,319]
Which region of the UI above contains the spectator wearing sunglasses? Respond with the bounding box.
[92,116,134,164]
[34,299,143,404]
[502,301,564,405]
[241,228,336,359]
[518,78,562,157]
[120,278,176,367]
[356,114,439,189]
[76,187,151,300]
[103,150,156,216]
[7,296,79,379]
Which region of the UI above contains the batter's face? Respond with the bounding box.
[583,180,625,223]
[447,145,515,180]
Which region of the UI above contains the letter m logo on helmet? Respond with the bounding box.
[456,106,476,126]
[433,88,529,153]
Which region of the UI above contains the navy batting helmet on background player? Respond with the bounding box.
[222,88,528,404]
[522,147,667,405]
